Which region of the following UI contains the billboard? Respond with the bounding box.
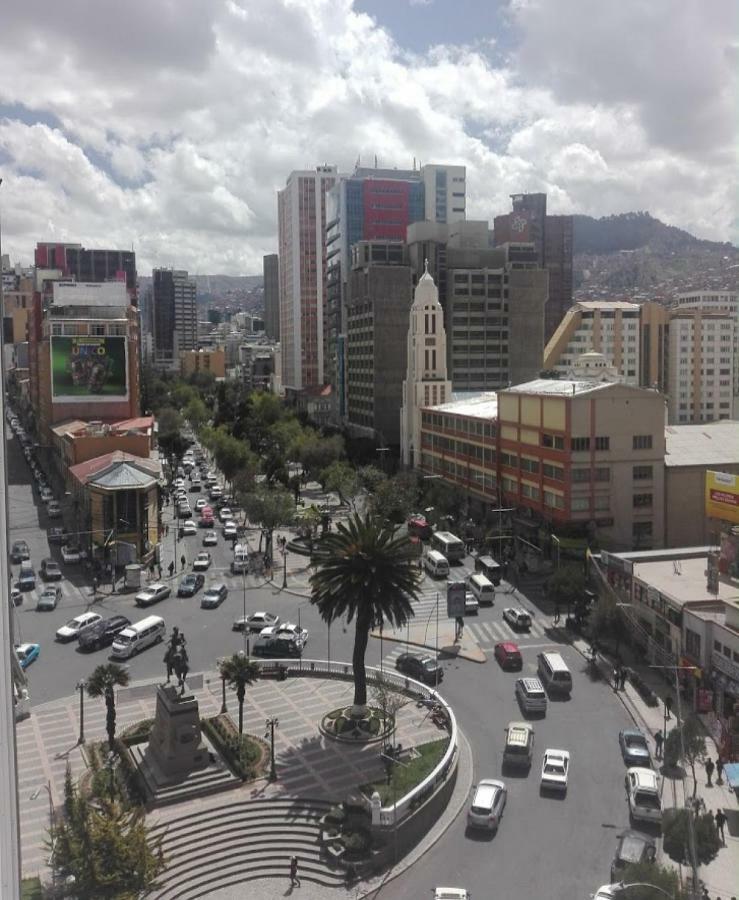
[446,581,466,618]
[705,471,739,525]
[50,336,128,402]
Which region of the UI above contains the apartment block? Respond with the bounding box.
[262,254,279,341]
[152,268,198,369]
[180,348,225,379]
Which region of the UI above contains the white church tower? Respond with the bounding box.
[401,262,452,467]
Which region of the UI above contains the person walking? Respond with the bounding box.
[613,667,620,692]
[705,758,715,786]
[619,668,628,691]
[654,729,664,760]
[553,603,561,626]
[716,757,724,785]
[289,855,300,887]
[180,554,186,571]
[715,808,727,843]
[168,560,175,578]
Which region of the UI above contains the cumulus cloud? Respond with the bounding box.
[0,0,735,275]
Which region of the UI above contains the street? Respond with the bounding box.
[9,426,647,899]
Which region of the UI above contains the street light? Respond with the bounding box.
[76,679,86,745]
[265,717,279,781]
[282,548,289,589]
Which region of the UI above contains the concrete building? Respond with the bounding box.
[667,308,735,424]
[401,266,452,467]
[34,242,137,303]
[180,348,226,379]
[152,268,198,369]
[263,254,280,340]
[278,166,339,393]
[345,241,412,446]
[2,272,33,344]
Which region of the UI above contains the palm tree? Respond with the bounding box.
[310,512,422,716]
[219,653,261,734]
[86,663,130,750]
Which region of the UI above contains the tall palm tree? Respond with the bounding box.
[219,653,261,734]
[310,512,422,715]
[86,663,130,750]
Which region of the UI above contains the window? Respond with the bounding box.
[594,436,610,451]
[633,493,653,508]
[572,468,591,483]
[542,463,564,481]
[633,521,653,539]
[685,629,701,658]
[571,437,590,451]
[543,490,564,509]
[593,495,610,510]
[540,433,564,450]
[571,497,589,512]
[633,465,653,480]
[633,435,653,450]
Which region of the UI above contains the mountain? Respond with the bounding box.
[572,213,739,300]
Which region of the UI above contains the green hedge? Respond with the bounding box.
[202,715,262,780]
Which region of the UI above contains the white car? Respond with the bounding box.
[592,885,622,900]
[502,607,532,630]
[218,507,232,522]
[193,551,213,571]
[467,778,507,831]
[209,486,223,500]
[625,767,662,824]
[56,612,102,642]
[434,891,470,900]
[540,749,570,792]
[39,487,54,504]
[47,501,62,518]
[202,530,218,546]
[195,497,207,511]
[464,592,479,614]
[223,520,237,539]
[233,611,280,633]
[61,545,85,564]
[275,622,309,646]
[134,582,171,607]
[180,520,197,537]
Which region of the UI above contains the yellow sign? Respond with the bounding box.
[705,470,739,524]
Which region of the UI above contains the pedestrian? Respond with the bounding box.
[715,808,727,843]
[619,668,628,692]
[157,564,162,580]
[553,603,561,625]
[289,855,300,887]
[168,560,175,578]
[654,729,664,759]
[180,554,186,571]
[613,667,620,691]
[716,757,724,784]
[705,758,715,786]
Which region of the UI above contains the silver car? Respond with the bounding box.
[467,778,507,831]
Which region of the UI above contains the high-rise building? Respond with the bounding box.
[278,166,339,392]
[34,242,137,303]
[262,254,279,341]
[152,268,198,369]
[494,193,573,343]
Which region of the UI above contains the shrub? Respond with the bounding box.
[662,808,721,866]
[120,718,155,746]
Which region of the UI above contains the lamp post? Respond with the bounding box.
[220,669,227,714]
[76,679,86,745]
[265,717,279,781]
[282,548,288,589]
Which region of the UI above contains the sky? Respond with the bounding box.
[0,0,736,275]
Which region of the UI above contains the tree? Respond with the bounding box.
[357,465,387,496]
[663,715,706,794]
[183,395,209,431]
[296,432,344,483]
[589,591,630,651]
[545,565,586,613]
[242,485,295,558]
[662,807,721,866]
[86,664,130,750]
[616,860,689,900]
[219,653,261,734]
[310,513,422,713]
[321,460,360,508]
[371,673,407,731]
[368,473,418,525]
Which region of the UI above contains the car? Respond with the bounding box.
[275,622,309,647]
[40,558,63,581]
[202,531,218,547]
[195,497,207,511]
[61,545,85,564]
[37,585,63,611]
[39,487,54,504]
[494,641,523,670]
[173,478,185,489]
[15,643,40,669]
[223,521,238,539]
[47,501,62,518]
[209,486,223,501]
[11,587,23,606]
[610,830,657,881]
[253,635,302,658]
[218,507,232,522]
[201,583,228,609]
[179,520,197,537]
[625,767,662,824]
[48,527,70,545]
[464,592,479,615]
[502,607,532,630]
[189,479,201,492]
[467,778,507,831]
[178,573,205,597]
[515,677,547,715]
[193,551,213,571]
[592,885,622,900]
[395,652,443,685]
[56,612,102,642]
[540,748,570,792]
[135,583,171,607]
[78,615,132,651]
[18,564,36,590]
[233,611,280,632]
[10,540,30,563]
[619,728,652,767]
[434,890,470,900]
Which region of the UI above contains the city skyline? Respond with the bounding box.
[0,0,735,275]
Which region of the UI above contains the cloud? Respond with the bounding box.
[0,0,735,275]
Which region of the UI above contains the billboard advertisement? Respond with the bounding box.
[50,336,128,402]
[705,470,739,525]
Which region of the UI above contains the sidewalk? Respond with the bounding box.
[578,638,738,897]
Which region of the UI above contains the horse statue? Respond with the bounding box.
[164,627,190,694]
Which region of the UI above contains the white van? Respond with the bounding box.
[111,615,165,659]
[466,572,495,606]
[537,652,573,696]
[424,550,449,578]
[231,543,249,574]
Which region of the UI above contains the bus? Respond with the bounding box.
[430,531,465,563]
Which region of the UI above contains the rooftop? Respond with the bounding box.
[575,300,641,310]
[425,391,498,419]
[664,421,739,467]
[503,378,614,397]
[631,556,739,608]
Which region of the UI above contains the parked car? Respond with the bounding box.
[15,643,40,669]
[61,545,85,565]
[178,573,205,597]
[202,531,218,547]
[540,749,570,792]
[395,652,443,684]
[56,612,102,642]
[619,729,652,767]
[37,585,63,611]
[78,616,132,652]
[218,507,232,523]
[467,778,507,831]
[193,551,213,571]
[48,527,70,545]
[11,587,23,606]
[10,540,30,563]
[625,767,662,824]
[40,558,63,581]
[223,521,238,540]
[47,501,62,519]
[610,830,657,881]
[134,583,171,607]
[502,607,532,630]
[201,583,228,609]
[494,641,523,670]
[434,891,470,900]
[233,611,280,633]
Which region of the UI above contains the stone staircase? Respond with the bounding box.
[147,797,347,899]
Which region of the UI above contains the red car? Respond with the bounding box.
[408,515,432,540]
[494,641,522,670]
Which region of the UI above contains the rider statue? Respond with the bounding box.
[164,626,190,691]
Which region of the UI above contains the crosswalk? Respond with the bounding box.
[16,579,90,610]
